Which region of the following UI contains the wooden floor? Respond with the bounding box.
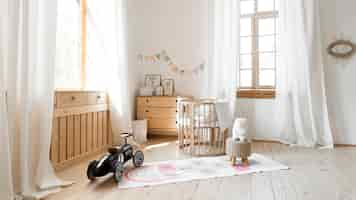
[45,136,356,200]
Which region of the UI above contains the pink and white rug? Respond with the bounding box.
[118,154,289,189]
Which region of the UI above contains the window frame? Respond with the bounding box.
[238,0,279,98]
[80,0,87,89]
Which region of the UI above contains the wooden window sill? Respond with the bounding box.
[55,89,106,92]
[237,89,276,99]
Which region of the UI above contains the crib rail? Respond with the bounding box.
[178,99,226,156]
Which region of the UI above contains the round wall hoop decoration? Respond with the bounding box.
[327,40,356,58]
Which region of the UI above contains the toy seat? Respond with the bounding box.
[108,147,120,154]
[107,133,133,154]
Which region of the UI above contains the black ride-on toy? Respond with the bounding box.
[87,133,144,182]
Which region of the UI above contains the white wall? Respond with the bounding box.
[127,0,356,144]
[320,0,356,144]
[236,1,356,144]
[127,0,209,98]
[126,0,280,140]
[235,1,356,144]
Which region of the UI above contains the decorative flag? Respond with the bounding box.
[138,50,205,75]
[155,53,161,60]
[137,54,144,64]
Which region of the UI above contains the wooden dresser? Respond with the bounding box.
[136,96,186,136]
[50,91,112,170]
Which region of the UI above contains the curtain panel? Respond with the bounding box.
[278,0,334,147]
[3,0,72,199]
[86,0,132,143]
[204,0,240,135]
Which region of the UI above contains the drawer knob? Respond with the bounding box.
[145,110,149,113]
[71,96,76,101]
[97,95,101,99]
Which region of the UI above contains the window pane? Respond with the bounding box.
[240,18,252,36]
[240,54,252,69]
[241,0,255,15]
[240,37,252,54]
[259,69,275,86]
[55,0,81,89]
[258,35,275,52]
[259,53,275,69]
[258,18,275,35]
[257,0,274,12]
[240,70,253,87]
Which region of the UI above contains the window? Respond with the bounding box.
[55,0,87,90]
[238,0,279,98]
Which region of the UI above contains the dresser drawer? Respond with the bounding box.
[145,107,177,118]
[56,92,88,108]
[88,92,107,105]
[137,107,177,119]
[146,97,177,107]
[136,96,190,135]
[148,118,177,129]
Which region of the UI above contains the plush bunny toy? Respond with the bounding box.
[232,118,249,141]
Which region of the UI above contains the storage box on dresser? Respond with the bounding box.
[136,96,187,136]
[50,91,113,170]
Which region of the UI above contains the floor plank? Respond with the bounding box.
[45,137,356,200]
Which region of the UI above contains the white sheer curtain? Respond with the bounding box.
[205,0,239,100]
[54,0,81,89]
[2,0,71,199]
[278,0,334,147]
[0,92,13,200]
[205,0,240,133]
[0,1,14,198]
[86,0,132,143]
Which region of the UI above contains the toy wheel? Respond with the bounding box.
[114,162,124,183]
[133,150,144,167]
[87,160,98,181]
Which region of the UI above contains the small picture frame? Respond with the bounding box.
[162,79,175,96]
[145,74,161,88]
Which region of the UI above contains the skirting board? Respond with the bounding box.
[148,129,177,136]
[252,139,356,148]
